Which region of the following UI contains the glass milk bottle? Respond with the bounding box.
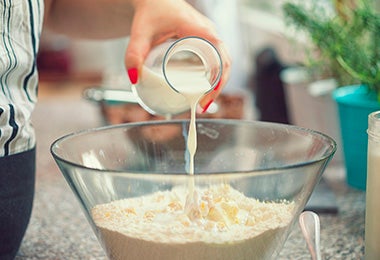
[365,111,380,259]
[131,36,222,117]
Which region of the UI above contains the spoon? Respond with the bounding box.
[299,211,322,260]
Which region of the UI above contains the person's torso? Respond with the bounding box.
[0,0,44,156]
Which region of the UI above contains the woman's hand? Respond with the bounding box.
[125,0,231,111]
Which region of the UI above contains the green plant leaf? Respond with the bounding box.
[283,0,380,93]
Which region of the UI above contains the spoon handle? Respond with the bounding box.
[299,211,321,260]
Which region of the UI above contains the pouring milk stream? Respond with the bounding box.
[169,70,214,218]
[131,37,222,217]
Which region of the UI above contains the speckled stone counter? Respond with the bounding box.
[15,98,365,260]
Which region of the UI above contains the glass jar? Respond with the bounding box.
[131,36,222,117]
[365,111,380,259]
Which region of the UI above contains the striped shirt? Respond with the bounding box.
[0,0,44,156]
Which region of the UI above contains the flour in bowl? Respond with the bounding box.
[92,184,294,260]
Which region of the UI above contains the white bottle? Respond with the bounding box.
[131,37,222,117]
[365,111,380,259]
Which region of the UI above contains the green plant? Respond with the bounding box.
[283,0,380,99]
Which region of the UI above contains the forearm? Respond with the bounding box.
[44,0,135,39]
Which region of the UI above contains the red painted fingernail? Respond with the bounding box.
[127,68,138,84]
[213,80,221,91]
[202,99,214,114]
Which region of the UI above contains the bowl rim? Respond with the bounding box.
[50,118,337,175]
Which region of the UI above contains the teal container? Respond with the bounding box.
[333,85,380,190]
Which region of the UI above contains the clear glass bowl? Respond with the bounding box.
[51,119,336,260]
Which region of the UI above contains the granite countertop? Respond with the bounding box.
[15,97,365,259]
